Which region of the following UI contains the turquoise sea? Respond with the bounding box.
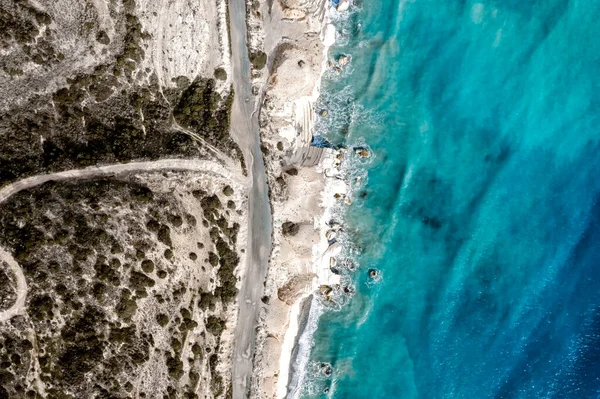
[296,0,600,398]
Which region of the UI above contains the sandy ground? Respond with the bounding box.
[137,0,231,91]
[0,0,231,111]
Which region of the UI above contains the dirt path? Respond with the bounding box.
[171,122,235,167]
[0,158,245,324]
[228,0,274,396]
[0,248,27,323]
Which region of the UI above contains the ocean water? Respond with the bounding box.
[298,0,600,398]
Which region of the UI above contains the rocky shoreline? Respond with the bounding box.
[244,0,354,396]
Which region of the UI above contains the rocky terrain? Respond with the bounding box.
[0,0,249,398]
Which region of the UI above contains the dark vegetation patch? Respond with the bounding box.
[214,67,227,81]
[0,0,240,187]
[173,77,243,164]
[249,51,267,70]
[222,185,233,196]
[0,178,232,396]
[0,1,59,72]
[282,221,300,237]
[0,264,16,311]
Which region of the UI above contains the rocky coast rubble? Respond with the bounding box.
[243,0,358,395]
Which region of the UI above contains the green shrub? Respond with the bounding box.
[249,51,267,69]
[205,316,225,336]
[282,221,299,236]
[157,225,172,247]
[156,313,168,327]
[222,185,234,196]
[141,259,154,273]
[214,67,227,81]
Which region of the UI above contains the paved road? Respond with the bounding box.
[228,0,273,396]
[0,158,242,324]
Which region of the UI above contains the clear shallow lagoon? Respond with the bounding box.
[301,1,600,397]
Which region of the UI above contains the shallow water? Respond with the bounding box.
[300,1,600,398]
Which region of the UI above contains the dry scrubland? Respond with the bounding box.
[0,0,247,398]
[0,174,245,398]
[0,0,242,183]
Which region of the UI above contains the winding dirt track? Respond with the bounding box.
[0,158,244,324]
[0,248,27,323]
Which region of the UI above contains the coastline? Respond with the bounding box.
[243,0,351,396]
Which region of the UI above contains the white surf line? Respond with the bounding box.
[0,158,246,323]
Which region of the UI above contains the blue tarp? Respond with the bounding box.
[332,0,340,5]
[311,135,335,149]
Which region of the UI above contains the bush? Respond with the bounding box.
[205,316,225,336]
[156,313,168,327]
[166,355,183,379]
[167,214,183,227]
[282,221,299,236]
[222,185,234,196]
[141,259,154,273]
[157,225,172,247]
[208,252,219,267]
[214,67,227,81]
[249,51,267,69]
[146,218,160,232]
